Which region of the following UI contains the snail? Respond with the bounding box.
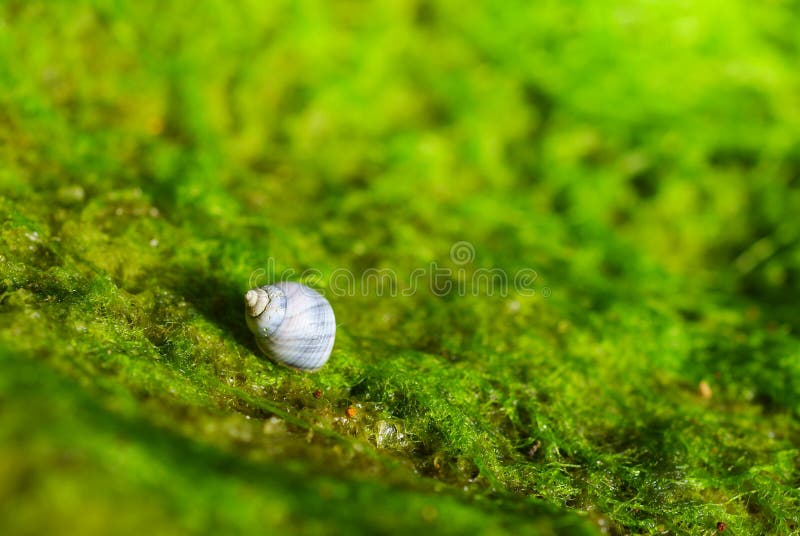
[244,282,336,371]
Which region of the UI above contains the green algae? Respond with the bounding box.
[2,1,800,534]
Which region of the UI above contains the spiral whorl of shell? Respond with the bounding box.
[244,282,336,371]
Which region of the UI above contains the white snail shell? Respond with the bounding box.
[244,282,336,371]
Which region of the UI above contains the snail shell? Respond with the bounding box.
[244,282,336,371]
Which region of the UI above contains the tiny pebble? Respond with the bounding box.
[526,439,541,459]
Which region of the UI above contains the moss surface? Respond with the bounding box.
[2,1,800,534]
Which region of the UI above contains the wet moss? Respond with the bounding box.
[2,1,800,534]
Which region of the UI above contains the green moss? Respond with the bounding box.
[2,1,800,534]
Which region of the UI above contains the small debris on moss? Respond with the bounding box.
[699,380,712,400]
[527,440,542,459]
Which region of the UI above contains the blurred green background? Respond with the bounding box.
[1,1,799,534]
